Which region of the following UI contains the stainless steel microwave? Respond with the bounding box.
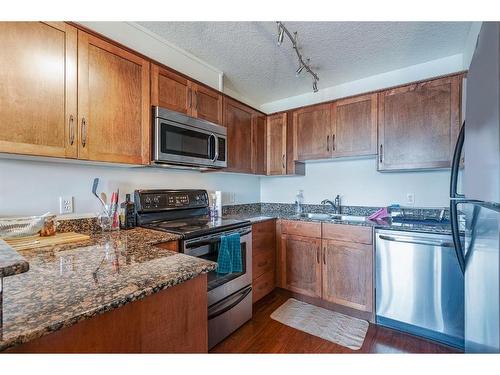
[153,106,227,169]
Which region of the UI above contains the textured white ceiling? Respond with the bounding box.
[138,22,472,105]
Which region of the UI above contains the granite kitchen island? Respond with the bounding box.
[0,227,216,353]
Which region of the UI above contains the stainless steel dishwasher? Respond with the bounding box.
[375,229,464,349]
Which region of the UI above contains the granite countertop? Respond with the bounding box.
[0,240,29,278]
[0,227,216,352]
[224,212,452,235]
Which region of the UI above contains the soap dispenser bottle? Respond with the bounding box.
[295,190,304,216]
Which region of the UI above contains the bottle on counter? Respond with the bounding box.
[119,194,136,230]
[295,190,304,216]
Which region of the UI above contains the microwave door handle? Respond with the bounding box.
[210,134,219,163]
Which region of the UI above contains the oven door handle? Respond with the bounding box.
[185,229,252,249]
[185,238,221,249]
[208,286,252,321]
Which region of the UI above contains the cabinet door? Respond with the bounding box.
[223,97,253,173]
[266,113,287,175]
[322,239,373,312]
[192,84,223,125]
[282,234,322,298]
[292,103,333,160]
[78,31,150,164]
[378,75,461,171]
[331,93,377,157]
[252,113,267,175]
[0,22,77,158]
[151,64,191,116]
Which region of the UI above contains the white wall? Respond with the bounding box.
[0,158,260,217]
[260,158,450,208]
[260,54,465,113]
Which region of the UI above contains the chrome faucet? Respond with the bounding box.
[321,195,341,214]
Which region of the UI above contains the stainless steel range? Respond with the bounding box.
[134,189,252,349]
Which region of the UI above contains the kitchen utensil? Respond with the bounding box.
[92,178,108,214]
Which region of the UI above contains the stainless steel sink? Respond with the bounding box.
[300,213,367,222]
[301,213,332,220]
[330,214,366,222]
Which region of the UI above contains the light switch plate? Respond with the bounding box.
[59,196,74,214]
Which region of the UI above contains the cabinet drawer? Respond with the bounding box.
[253,250,275,280]
[253,271,275,303]
[322,223,372,244]
[281,220,321,238]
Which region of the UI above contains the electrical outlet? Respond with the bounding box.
[59,196,74,214]
[406,193,415,206]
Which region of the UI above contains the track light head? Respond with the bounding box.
[296,64,304,76]
[312,80,318,93]
[277,23,285,46]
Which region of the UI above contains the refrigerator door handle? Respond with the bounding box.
[450,200,466,274]
[450,121,465,199]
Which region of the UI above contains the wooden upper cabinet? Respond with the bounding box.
[281,234,322,298]
[151,64,190,115]
[252,113,267,175]
[266,113,287,175]
[331,93,377,157]
[191,83,223,125]
[322,239,373,312]
[293,103,333,161]
[0,22,78,158]
[378,75,462,171]
[77,31,150,165]
[223,97,253,173]
[151,64,222,125]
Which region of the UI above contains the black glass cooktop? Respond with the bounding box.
[145,216,250,238]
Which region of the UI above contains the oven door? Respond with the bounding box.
[183,226,252,306]
[154,116,227,168]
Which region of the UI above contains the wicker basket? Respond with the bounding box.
[0,213,55,239]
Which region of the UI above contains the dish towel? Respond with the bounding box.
[216,233,242,274]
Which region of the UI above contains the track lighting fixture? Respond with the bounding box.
[276,21,319,93]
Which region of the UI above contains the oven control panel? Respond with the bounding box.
[134,189,208,212]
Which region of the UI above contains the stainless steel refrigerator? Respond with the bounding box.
[450,22,500,353]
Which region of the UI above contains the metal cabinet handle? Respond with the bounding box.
[332,134,336,151]
[194,91,198,110]
[379,144,383,163]
[323,247,326,264]
[188,88,192,109]
[282,154,286,170]
[81,117,87,148]
[316,247,320,263]
[327,135,330,152]
[69,115,75,145]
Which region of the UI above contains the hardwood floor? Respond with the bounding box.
[210,289,460,354]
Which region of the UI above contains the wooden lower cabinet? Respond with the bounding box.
[7,274,208,353]
[281,233,322,298]
[278,220,374,314]
[322,239,373,312]
[252,220,276,303]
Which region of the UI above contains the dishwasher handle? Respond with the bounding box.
[378,234,455,248]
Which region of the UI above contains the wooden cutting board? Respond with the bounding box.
[3,232,90,251]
